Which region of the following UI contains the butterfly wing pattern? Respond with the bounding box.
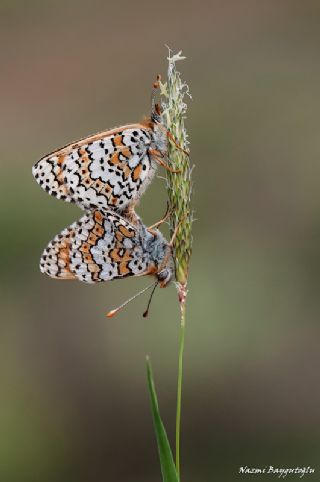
[34,90,176,302]
[40,210,174,286]
[40,219,79,280]
[32,123,167,214]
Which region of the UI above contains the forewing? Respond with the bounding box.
[32,124,155,212]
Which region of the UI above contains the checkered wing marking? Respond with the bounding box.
[69,210,156,283]
[40,211,156,283]
[32,125,155,213]
[40,220,79,280]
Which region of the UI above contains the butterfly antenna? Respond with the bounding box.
[106,281,157,318]
[143,281,159,318]
[151,75,161,120]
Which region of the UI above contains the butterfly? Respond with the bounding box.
[32,80,182,218]
[40,209,174,313]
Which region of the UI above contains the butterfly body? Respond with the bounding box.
[32,120,168,215]
[40,210,174,287]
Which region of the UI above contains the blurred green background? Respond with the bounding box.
[1,1,320,481]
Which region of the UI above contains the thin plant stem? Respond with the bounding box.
[176,298,186,479]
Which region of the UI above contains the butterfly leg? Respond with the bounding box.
[166,129,190,156]
[121,201,141,226]
[147,202,171,236]
[168,213,189,247]
[148,149,181,173]
[155,122,190,156]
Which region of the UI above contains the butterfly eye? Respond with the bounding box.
[157,268,173,287]
[151,111,162,123]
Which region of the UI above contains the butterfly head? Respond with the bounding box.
[157,264,174,288]
[154,236,175,288]
[141,225,174,288]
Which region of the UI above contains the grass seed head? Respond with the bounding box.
[160,48,193,292]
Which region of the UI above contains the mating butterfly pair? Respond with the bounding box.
[33,82,179,312]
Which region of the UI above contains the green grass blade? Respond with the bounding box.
[146,357,179,482]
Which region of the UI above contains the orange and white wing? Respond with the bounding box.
[40,220,78,280]
[33,124,156,213]
[40,210,157,283]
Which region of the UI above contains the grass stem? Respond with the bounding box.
[175,290,186,480]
